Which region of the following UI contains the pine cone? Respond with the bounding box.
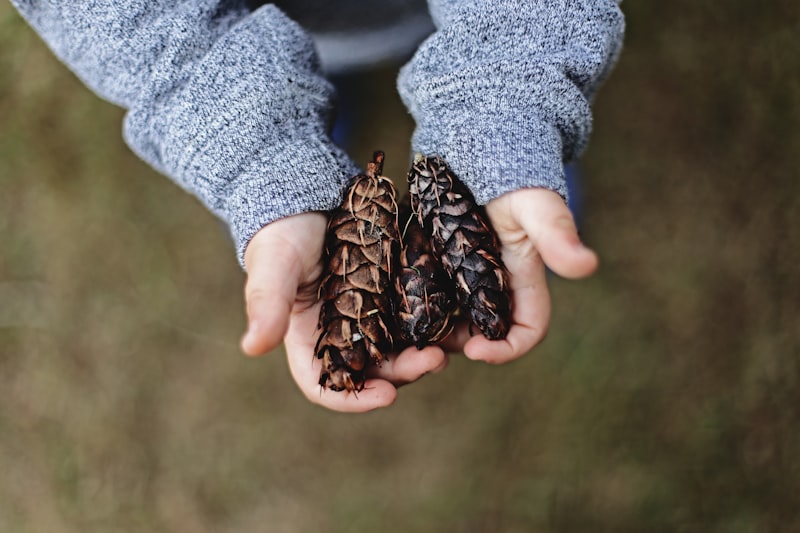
[394,196,456,349]
[315,151,400,392]
[408,154,512,340]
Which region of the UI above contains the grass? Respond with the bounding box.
[1,1,799,531]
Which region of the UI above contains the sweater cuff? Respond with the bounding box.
[224,137,359,267]
[410,111,568,205]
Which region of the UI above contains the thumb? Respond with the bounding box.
[514,189,599,279]
[240,228,304,357]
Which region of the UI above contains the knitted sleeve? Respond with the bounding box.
[397,0,625,202]
[10,0,359,265]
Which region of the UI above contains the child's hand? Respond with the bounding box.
[239,212,448,413]
[442,188,599,363]
[238,187,594,409]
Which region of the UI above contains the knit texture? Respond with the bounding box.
[11,0,624,266]
[399,0,624,204]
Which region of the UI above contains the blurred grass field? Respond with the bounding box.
[2,1,800,531]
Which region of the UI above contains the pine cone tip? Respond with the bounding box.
[366,150,385,178]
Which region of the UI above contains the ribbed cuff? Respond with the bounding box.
[224,137,359,267]
[410,111,568,205]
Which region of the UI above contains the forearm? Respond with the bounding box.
[398,0,625,203]
[11,0,358,264]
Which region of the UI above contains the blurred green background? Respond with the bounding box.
[2,2,799,531]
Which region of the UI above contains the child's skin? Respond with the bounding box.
[241,187,598,413]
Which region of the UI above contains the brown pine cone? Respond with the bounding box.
[408,154,512,340]
[315,151,400,392]
[394,196,456,349]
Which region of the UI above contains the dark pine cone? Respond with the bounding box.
[315,151,400,392]
[407,154,512,340]
[394,196,456,349]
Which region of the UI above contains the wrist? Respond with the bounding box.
[227,137,358,268]
[243,211,327,274]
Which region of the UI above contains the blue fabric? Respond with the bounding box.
[565,163,583,227]
[329,74,360,148]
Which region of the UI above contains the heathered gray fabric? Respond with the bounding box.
[10,0,624,267]
[399,0,624,203]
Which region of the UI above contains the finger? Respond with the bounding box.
[367,345,448,386]
[241,214,327,357]
[463,238,551,364]
[438,320,472,353]
[510,190,599,279]
[284,300,398,413]
[240,235,303,356]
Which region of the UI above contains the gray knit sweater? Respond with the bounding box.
[11,0,624,266]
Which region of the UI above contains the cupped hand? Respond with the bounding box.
[240,212,447,413]
[442,188,599,363]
